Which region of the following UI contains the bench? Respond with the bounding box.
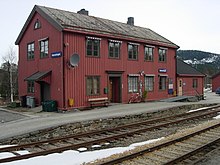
[88,97,109,108]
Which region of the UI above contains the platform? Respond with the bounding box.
[160,95,198,102]
[0,92,218,140]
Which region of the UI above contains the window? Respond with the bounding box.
[159,76,167,90]
[128,44,138,60]
[109,42,120,58]
[34,19,41,29]
[128,76,138,92]
[145,46,154,61]
[86,39,100,57]
[193,79,198,88]
[86,76,100,95]
[27,81,34,93]
[40,39,49,58]
[27,42,34,60]
[145,76,154,91]
[159,48,167,62]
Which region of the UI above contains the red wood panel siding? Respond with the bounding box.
[63,32,177,108]
[18,11,180,109]
[18,12,63,107]
[177,76,204,96]
[212,76,220,91]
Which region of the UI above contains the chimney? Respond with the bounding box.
[77,9,89,15]
[127,17,134,26]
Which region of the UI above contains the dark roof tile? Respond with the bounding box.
[16,5,179,48]
[177,59,205,76]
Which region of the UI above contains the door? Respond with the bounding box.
[178,79,183,96]
[109,76,121,103]
[40,82,51,102]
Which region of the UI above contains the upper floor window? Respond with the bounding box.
[34,19,41,29]
[128,43,138,60]
[86,76,100,95]
[109,41,121,58]
[86,37,101,57]
[40,39,49,58]
[145,46,154,61]
[27,42,34,60]
[158,48,167,62]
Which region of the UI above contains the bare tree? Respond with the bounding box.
[2,45,17,102]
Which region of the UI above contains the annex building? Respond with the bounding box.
[16,5,180,110]
[176,59,205,98]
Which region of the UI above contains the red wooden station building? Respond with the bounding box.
[16,5,203,110]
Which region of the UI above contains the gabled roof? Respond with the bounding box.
[211,71,220,79]
[177,59,205,77]
[16,5,179,49]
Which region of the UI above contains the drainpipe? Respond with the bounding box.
[62,32,66,110]
[175,49,177,96]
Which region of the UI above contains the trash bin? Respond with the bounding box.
[26,96,30,107]
[42,100,57,112]
[68,98,74,107]
[20,95,27,107]
[26,96,35,108]
[29,96,35,108]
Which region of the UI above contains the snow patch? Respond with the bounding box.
[213,114,220,119]
[188,107,210,113]
[0,137,164,165]
[77,147,87,152]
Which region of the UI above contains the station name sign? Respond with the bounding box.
[51,51,62,58]
[158,68,167,73]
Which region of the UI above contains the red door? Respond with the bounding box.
[109,77,121,103]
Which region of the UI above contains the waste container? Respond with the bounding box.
[26,96,30,107]
[20,95,27,107]
[26,96,35,108]
[29,96,35,108]
[68,98,74,107]
[42,100,57,112]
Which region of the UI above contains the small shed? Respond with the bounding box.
[176,59,205,97]
[212,71,220,92]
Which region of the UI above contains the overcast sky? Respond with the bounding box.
[1,0,220,64]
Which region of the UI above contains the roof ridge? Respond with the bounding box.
[16,5,179,49]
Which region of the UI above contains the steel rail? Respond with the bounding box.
[98,122,220,165]
[0,105,220,163]
[1,104,219,153]
[164,137,220,165]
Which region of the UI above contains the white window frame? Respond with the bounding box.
[128,76,139,92]
[145,75,154,91]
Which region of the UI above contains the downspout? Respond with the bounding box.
[62,31,66,110]
[175,49,178,96]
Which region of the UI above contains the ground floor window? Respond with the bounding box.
[145,76,154,91]
[27,81,34,93]
[86,76,100,95]
[128,76,138,92]
[193,79,198,88]
[159,76,167,90]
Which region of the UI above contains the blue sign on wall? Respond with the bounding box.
[51,51,62,58]
[158,68,167,73]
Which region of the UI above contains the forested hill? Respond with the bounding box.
[177,50,220,76]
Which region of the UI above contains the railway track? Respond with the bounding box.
[0,104,220,163]
[97,120,220,165]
